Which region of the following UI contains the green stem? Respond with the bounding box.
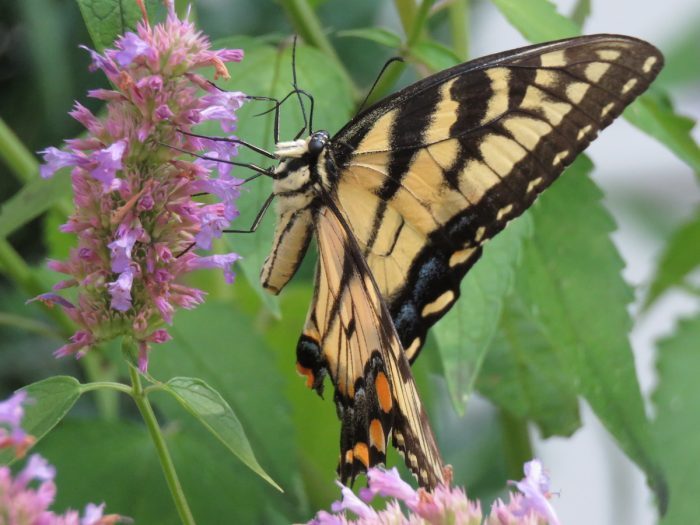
[129,365,196,525]
[448,0,469,61]
[0,312,61,339]
[81,381,133,395]
[279,0,359,100]
[499,409,534,479]
[407,0,435,48]
[0,117,38,184]
[394,0,417,34]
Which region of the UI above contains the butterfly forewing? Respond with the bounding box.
[297,205,445,488]
[329,34,663,361]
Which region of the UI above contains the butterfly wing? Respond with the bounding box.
[296,202,444,488]
[329,34,663,361]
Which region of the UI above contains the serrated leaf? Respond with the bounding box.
[162,376,281,491]
[208,42,353,316]
[645,206,700,308]
[75,0,165,51]
[490,0,580,42]
[338,27,403,49]
[0,174,70,239]
[516,156,667,509]
[0,376,81,465]
[652,314,700,524]
[478,293,581,438]
[435,213,532,413]
[624,91,700,176]
[410,40,462,72]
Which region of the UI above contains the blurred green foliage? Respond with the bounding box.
[1,0,699,523]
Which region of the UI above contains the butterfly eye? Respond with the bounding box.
[308,131,328,155]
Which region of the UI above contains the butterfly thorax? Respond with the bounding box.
[272,130,335,196]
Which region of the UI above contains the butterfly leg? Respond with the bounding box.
[223,193,275,234]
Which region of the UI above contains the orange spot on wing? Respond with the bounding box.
[344,449,354,465]
[369,419,385,453]
[375,372,393,413]
[296,362,315,389]
[353,442,369,467]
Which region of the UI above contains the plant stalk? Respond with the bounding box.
[448,0,469,60]
[129,365,196,525]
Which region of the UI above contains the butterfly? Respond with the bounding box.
[250,34,663,489]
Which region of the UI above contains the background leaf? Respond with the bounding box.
[645,206,700,307]
[489,0,580,42]
[0,376,81,465]
[75,0,166,52]
[516,157,667,509]
[337,27,403,49]
[409,40,462,71]
[624,91,700,176]
[161,376,280,490]
[652,314,700,524]
[0,175,70,239]
[477,294,581,438]
[434,214,531,413]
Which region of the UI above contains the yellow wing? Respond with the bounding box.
[330,35,663,362]
[296,204,444,488]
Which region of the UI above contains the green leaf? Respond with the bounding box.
[149,301,302,510]
[624,91,700,176]
[337,27,403,49]
[209,41,353,316]
[569,0,591,29]
[409,40,462,72]
[645,206,700,308]
[75,0,165,51]
[434,213,532,413]
[0,376,81,465]
[490,0,580,42]
[161,376,281,491]
[516,156,667,508]
[0,174,70,239]
[36,419,289,523]
[478,294,581,438]
[653,314,700,523]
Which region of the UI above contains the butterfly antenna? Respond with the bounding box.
[159,141,274,177]
[357,56,405,115]
[291,36,314,139]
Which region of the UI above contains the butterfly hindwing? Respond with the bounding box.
[297,204,444,488]
[329,34,663,361]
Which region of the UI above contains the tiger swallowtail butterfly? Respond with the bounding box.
[251,34,663,489]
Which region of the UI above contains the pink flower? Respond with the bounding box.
[308,462,560,525]
[35,0,245,372]
[0,391,34,457]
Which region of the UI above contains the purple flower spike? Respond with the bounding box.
[360,467,418,505]
[37,2,244,368]
[39,147,79,178]
[331,482,377,520]
[108,224,143,273]
[89,140,127,191]
[114,32,155,67]
[108,268,135,312]
[509,459,561,525]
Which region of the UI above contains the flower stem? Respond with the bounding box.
[129,365,196,525]
[0,117,38,184]
[81,381,133,395]
[448,0,469,61]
